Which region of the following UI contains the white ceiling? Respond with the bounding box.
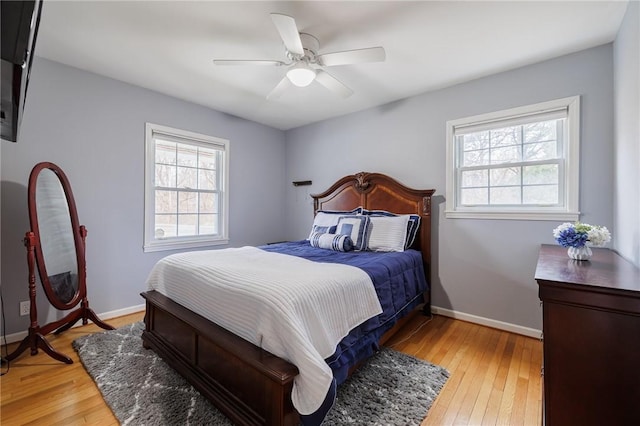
[35,1,628,130]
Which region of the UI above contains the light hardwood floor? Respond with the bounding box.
[0,312,542,425]
[386,313,542,426]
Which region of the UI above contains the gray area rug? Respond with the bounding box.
[73,322,449,425]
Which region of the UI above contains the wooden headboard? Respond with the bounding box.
[311,172,435,310]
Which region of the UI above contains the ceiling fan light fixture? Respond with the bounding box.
[286,62,316,87]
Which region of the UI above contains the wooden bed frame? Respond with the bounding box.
[141,172,435,425]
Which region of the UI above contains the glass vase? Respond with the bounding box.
[567,245,592,261]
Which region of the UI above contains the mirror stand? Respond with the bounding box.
[7,162,115,364]
[6,233,73,363]
[7,230,114,364]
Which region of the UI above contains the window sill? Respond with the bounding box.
[444,210,580,221]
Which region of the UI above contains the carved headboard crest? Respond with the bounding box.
[354,172,371,192]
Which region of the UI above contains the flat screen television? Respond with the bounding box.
[1,0,43,142]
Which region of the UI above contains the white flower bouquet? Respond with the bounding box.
[552,222,611,248]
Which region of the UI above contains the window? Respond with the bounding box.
[445,96,580,220]
[144,123,229,252]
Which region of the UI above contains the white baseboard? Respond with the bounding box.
[4,303,540,343]
[3,303,145,345]
[431,305,542,339]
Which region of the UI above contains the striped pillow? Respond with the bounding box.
[366,215,410,252]
[309,232,354,252]
[361,209,421,249]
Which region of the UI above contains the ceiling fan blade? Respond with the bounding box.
[270,13,304,56]
[315,70,353,98]
[213,59,285,66]
[318,47,386,66]
[266,76,293,100]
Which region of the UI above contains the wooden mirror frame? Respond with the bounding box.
[6,162,113,364]
[30,162,85,310]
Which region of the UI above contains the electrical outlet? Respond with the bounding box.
[19,301,30,316]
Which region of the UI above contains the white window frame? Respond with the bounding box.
[445,96,580,221]
[144,123,229,252]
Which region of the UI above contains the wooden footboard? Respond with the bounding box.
[141,290,300,426]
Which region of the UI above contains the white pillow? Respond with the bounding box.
[366,215,410,252]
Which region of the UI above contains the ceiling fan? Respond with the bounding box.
[213,13,386,100]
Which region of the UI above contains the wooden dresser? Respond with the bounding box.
[535,244,640,426]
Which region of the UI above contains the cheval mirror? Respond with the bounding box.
[6,162,113,364]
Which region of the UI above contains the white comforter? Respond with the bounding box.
[145,246,383,415]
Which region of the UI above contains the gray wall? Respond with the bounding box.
[285,45,615,331]
[1,57,286,335]
[613,1,640,267]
